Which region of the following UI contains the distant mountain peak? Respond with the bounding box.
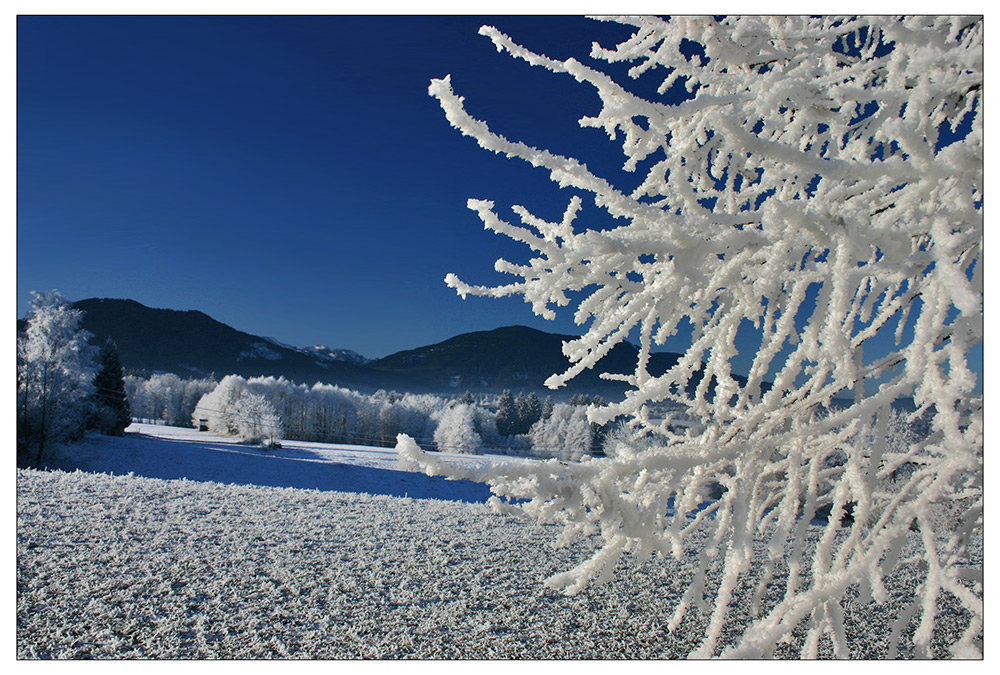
[302,344,371,366]
[49,298,678,396]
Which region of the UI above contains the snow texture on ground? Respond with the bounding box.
[17,425,981,658]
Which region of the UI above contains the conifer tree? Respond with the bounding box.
[494,389,518,436]
[519,392,542,433]
[541,395,554,420]
[513,392,528,433]
[89,337,132,436]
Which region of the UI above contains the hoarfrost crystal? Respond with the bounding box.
[399,16,982,658]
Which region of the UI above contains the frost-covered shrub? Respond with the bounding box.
[399,17,983,658]
[433,404,482,454]
[600,420,655,459]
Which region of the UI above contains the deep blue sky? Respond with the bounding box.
[17,15,650,358]
[15,15,984,394]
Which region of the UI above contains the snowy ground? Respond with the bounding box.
[17,424,981,658]
[31,422,501,502]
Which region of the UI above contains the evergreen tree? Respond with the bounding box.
[513,392,528,434]
[541,395,554,420]
[494,389,518,436]
[89,338,132,436]
[518,392,542,433]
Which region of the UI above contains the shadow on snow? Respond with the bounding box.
[41,430,494,504]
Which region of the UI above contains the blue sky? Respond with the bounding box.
[17,15,650,358]
[15,14,984,394]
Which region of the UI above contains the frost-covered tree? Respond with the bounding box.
[88,338,132,436]
[231,391,282,446]
[432,403,482,454]
[126,373,215,425]
[189,375,448,449]
[17,291,97,465]
[193,376,282,445]
[193,374,248,436]
[399,17,983,658]
[528,402,594,460]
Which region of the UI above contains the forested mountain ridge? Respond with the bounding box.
[18,298,682,395]
[368,325,681,391]
[17,299,384,389]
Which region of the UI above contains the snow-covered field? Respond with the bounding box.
[17,424,980,658]
[27,422,500,502]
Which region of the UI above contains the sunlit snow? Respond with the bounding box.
[32,422,497,502]
[17,424,979,658]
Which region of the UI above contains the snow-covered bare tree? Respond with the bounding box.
[398,17,983,658]
[17,290,97,465]
[231,391,282,446]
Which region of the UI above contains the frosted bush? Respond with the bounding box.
[433,404,482,454]
[399,16,982,658]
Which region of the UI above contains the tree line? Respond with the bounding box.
[16,289,621,463]
[188,374,616,458]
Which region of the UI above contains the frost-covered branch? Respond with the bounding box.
[401,16,982,658]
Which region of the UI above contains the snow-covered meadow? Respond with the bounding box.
[17,424,980,658]
[28,422,497,502]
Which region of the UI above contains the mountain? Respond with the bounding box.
[60,298,393,389]
[300,344,371,366]
[18,297,683,396]
[368,325,680,393]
